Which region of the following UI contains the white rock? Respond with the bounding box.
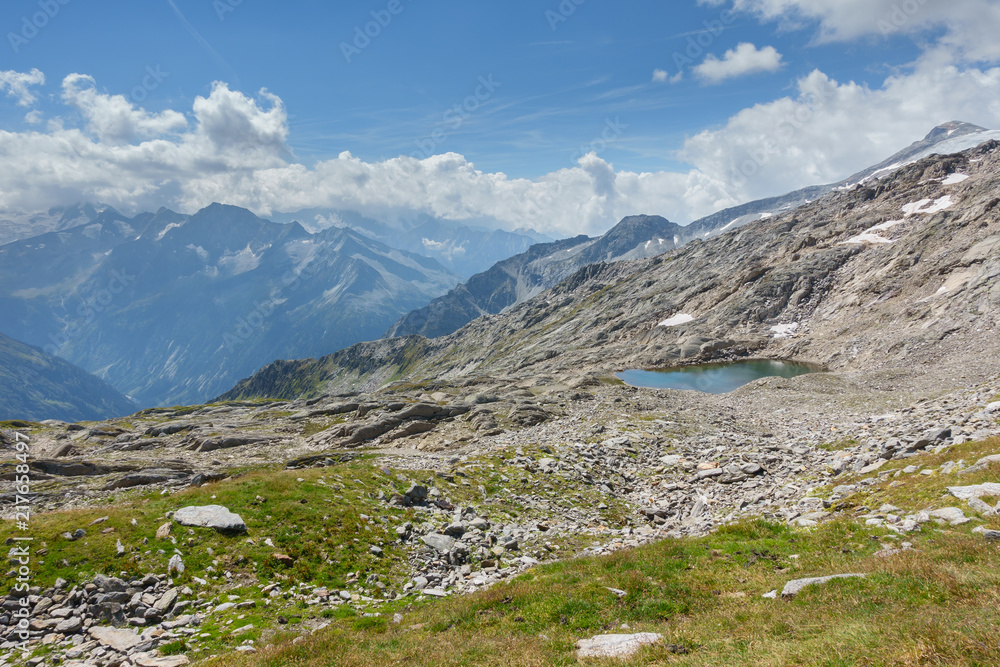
[576,633,662,659]
[173,505,246,533]
[88,626,144,651]
[780,574,866,598]
[948,483,1000,500]
[928,507,970,525]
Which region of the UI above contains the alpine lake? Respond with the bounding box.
[617,359,821,394]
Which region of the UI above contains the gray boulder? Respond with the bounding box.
[781,574,867,598]
[173,505,247,533]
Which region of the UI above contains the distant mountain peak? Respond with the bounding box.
[924,121,988,141]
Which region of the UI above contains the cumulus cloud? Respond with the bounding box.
[681,60,1000,198]
[726,0,1000,63]
[694,42,784,83]
[0,68,45,107]
[62,74,188,145]
[0,58,999,238]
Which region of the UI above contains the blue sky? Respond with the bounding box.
[1,0,999,235]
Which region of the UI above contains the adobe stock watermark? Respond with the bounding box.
[44,268,136,356]
[222,256,325,350]
[571,117,627,163]
[10,431,34,655]
[341,0,414,64]
[669,9,737,81]
[411,75,502,159]
[877,0,929,38]
[546,0,586,31]
[214,0,244,21]
[7,0,71,54]
[126,66,169,104]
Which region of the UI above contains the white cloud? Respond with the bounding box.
[61,74,188,145]
[653,68,683,84]
[694,42,784,83]
[681,59,1000,200]
[0,69,45,107]
[0,59,999,239]
[727,0,1000,63]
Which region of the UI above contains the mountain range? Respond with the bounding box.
[264,209,553,279]
[220,137,1000,401]
[386,122,1000,341]
[385,214,686,339]
[0,203,460,408]
[1,121,997,418]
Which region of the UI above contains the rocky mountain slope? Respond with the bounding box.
[385,215,683,339]
[224,141,1000,401]
[384,123,998,343]
[684,120,1000,240]
[0,332,136,422]
[0,204,459,408]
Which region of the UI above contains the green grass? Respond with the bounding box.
[8,435,1000,665]
[0,419,42,429]
[816,437,860,452]
[209,437,1000,666]
[215,512,1000,666]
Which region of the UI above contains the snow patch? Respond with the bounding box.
[81,223,103,240]
[839,232,895,245]
[839,217,908,246]
[218,245,263,275]
[156,221,186,241]
[770,323,799,339]
[870,219,905,232]
[658,313,694,328]
[902,195,954,216]
[941,173,969,185]
[186,244,209,262]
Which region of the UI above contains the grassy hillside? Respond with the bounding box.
[6,429,998,666]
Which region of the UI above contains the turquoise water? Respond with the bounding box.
[617,360,819,394]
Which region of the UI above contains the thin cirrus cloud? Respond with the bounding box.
[693,42,784,83]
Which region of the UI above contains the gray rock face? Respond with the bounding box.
[173,505,247,533]
[386,216,683,341]
[576,633,663,659]
[947,483,1000,500]
[780,574,867,598]
[421,533,456,553]
[928,507,969,525]
[88,626,144,651]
